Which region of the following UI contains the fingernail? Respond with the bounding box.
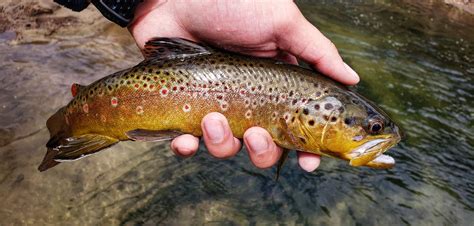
[246,133,269,155]
[344,62,359,81]
[203,119,225,144]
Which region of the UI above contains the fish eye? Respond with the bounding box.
[368,119,384,134]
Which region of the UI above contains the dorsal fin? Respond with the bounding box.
[143,37,213,60]
[71,83,86,97]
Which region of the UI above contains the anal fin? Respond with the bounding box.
[38,134,118,171]
[126,129,182,142]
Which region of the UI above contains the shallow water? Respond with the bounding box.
[0,1,473,225]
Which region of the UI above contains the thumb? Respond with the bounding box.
[276,10,360,85]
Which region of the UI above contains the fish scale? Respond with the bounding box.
[38,37,402,172]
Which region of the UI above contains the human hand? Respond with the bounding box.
[129,0,359,172]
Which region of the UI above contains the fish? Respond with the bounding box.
[38,37,402,173]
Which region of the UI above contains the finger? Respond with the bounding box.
[243,127,282,169]
[170,134,200,157]
[201,112,241,159]
[276,8,359,85]
[297,152,321,172]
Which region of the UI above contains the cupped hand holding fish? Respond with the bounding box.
[129,0,360,171]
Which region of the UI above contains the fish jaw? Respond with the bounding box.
[346,136,399,168]
[364,154,395,169]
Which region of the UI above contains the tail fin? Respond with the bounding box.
[38,148,61,172]
[39,107,70,171]
[38,108,119,171]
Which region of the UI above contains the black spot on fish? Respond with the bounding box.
[338,106,345,113]
[308,120,315,126]
[331,116,338,122]
[303,108,309,115]
[325,103,333,110]
[299,137,307,144]
[344,117,354,125]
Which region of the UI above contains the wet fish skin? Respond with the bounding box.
[39,38,402,171]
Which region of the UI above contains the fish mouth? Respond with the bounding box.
[348,136,400,167]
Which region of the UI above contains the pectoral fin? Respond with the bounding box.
[38,134,119,171]
[125,129,182,142]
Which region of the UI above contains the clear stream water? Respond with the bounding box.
[0,1,473,225]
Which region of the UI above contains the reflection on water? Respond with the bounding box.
[0,1,473,225]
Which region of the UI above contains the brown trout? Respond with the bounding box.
[39,38,402,172]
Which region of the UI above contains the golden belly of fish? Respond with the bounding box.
[39,38,402,172]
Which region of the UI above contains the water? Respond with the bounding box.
[0,1,473,225]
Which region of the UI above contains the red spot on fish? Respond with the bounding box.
[172,86,177,91]
[82,104,89,113]
[240,90,246,95]
[71,84,78,97]
[136,106,144,115]
[161,80,166,84]
[161,89,168,95]
[183,103,191,112]
[134,84,139,89]
[217,95,223,100]
[111,97,118,107]
[203,84,207,88]
[149,84,154,89]
[251,87,256,91]
[179,86,185,91]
